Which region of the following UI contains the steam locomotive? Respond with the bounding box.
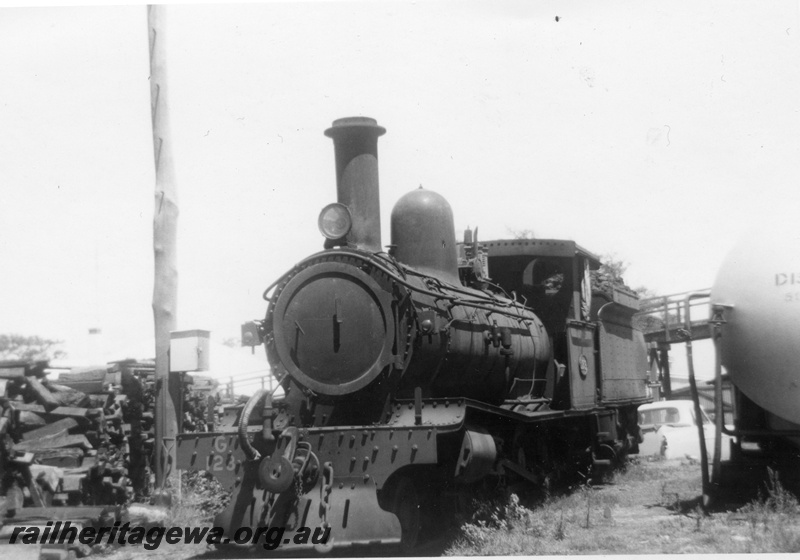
[176,117,651,551]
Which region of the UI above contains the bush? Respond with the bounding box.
[739,469,800,553]
[178,470,231,523]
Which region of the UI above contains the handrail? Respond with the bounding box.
[218,370,277,401]
[635,289,712,341]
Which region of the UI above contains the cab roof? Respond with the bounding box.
[473,238,602,270]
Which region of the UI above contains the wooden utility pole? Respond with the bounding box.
[147,4,179,499]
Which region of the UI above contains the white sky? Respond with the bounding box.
[1,1,799,364]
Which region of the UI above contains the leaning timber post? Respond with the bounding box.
[683,292,711,510]
[659,343,672,399]
[148,4,179,503]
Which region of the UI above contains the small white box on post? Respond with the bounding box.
[169,329,210,372]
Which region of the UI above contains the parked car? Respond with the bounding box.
[636,400,733,462]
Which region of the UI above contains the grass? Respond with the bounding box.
[445,459,800,555]
[445,474,630,556]
[735,468,800,553]
[92,460,800,557]
[95,471,231,560]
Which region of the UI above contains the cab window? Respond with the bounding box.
[522,259,564,295]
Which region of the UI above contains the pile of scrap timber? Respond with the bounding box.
[0,360,155,515]
[180,374,220,432]
[1,359,223,521]
[0,358,224,558]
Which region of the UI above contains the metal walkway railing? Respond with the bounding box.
[636,289,713,344]
[635,289,713,400]
[217,370,277,401]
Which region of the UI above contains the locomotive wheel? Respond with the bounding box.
[389,476,421,550]
[590,443,618,484]
[512,425,555,494]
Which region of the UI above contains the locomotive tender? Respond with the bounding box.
[176,117,651,551]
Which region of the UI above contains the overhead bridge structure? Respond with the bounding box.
[635,290,713,399]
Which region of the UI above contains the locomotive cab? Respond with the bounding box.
[467,238,600,333]
[459,238,649,413]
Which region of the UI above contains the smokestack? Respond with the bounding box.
[324,117,386,252]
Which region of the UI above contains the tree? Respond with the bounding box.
[597,253,627,282]
[594,253,655,299]
[0,333,66,361]
[507,227,535,240]
[632,285,659,300]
